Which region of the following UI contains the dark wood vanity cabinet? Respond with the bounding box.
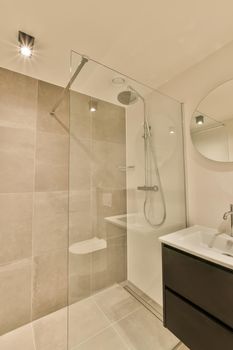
[162,245,233,350]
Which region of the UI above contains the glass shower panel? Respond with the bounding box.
[68,51,186,349]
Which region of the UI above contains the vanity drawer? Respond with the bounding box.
[165,289,233,350]
[162,245,233,328]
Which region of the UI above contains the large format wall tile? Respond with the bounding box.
[91,235,127,293]
[69,137,91,191]
[92,100,125,144]
[37,81,69,135]
[0,68,37,130]
[70,91,91,140]
[32,249,67,320]
[33,191,68,255]
[35,132,69,191]
[0,193,33,265]
[0,127,35,192]
[92,140,126,190]
[0,259,32,335]
[69,252,91,304]
[69,190,92,244]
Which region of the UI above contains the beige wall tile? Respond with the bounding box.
[0,259,31,335]
[69,252,91,304]
[105,223,126,240]
[69,190,92,244]
[91,188,127,240]
[91,236,127,294]
[106,236,127,285]
[92,140,126,190]
[91,249,109,293]
[37,81,69,135]
[32,250,67,320]
[0,193,32,265]
[0,68,37,130]
[70,91,91,139]
[92,100,125,144]
[33,308,67,350]
[35,132,69,191]
[0,127,35,192]
[33,191,68,255]
[69,138,91,191]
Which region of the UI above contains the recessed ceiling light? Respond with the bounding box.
[18,31,35,58]
[112,77,125,85]
[196,115,204,125]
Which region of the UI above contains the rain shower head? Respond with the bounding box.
[117,90,138,105]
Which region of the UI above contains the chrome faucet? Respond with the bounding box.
[223,204,233,237]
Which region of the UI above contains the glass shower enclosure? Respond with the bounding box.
[68,51,186,349]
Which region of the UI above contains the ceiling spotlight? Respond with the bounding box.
[89,100,98,112]
[112,77,125,85]
[196,115,204,125]
[18,31,35,57]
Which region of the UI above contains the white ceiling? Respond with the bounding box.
[1,0,233,90]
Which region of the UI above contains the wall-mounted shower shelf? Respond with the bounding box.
[69,237,107,255]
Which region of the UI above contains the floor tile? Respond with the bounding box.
[33,308,67,350]
[94,284,141,322]
[0,323,35,350]
[114,307,179,350]
[177,345,190,350]
[68,298,110,348]
[75,327,128,350]
[0,259,31,335]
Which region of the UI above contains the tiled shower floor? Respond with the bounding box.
[0,284,189,350]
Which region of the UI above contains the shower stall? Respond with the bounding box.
[0,52,186,350]
[67,51,186,348]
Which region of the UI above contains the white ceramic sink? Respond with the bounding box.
[159,225,233,270]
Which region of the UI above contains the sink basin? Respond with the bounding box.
[159,225,233,270]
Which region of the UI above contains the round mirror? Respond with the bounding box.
[190,80,233,162]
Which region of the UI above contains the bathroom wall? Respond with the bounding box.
[126,90,186,305]
[0,67,69,335]
[159,40,233,229]
[69,91,127,304]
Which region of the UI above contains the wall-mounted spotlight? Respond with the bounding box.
[195,115,204,125]
[169,127,175,134]
[89,100,98,112]
[18,31,35,57]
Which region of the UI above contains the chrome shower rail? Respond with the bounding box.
[50,56,88,115]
